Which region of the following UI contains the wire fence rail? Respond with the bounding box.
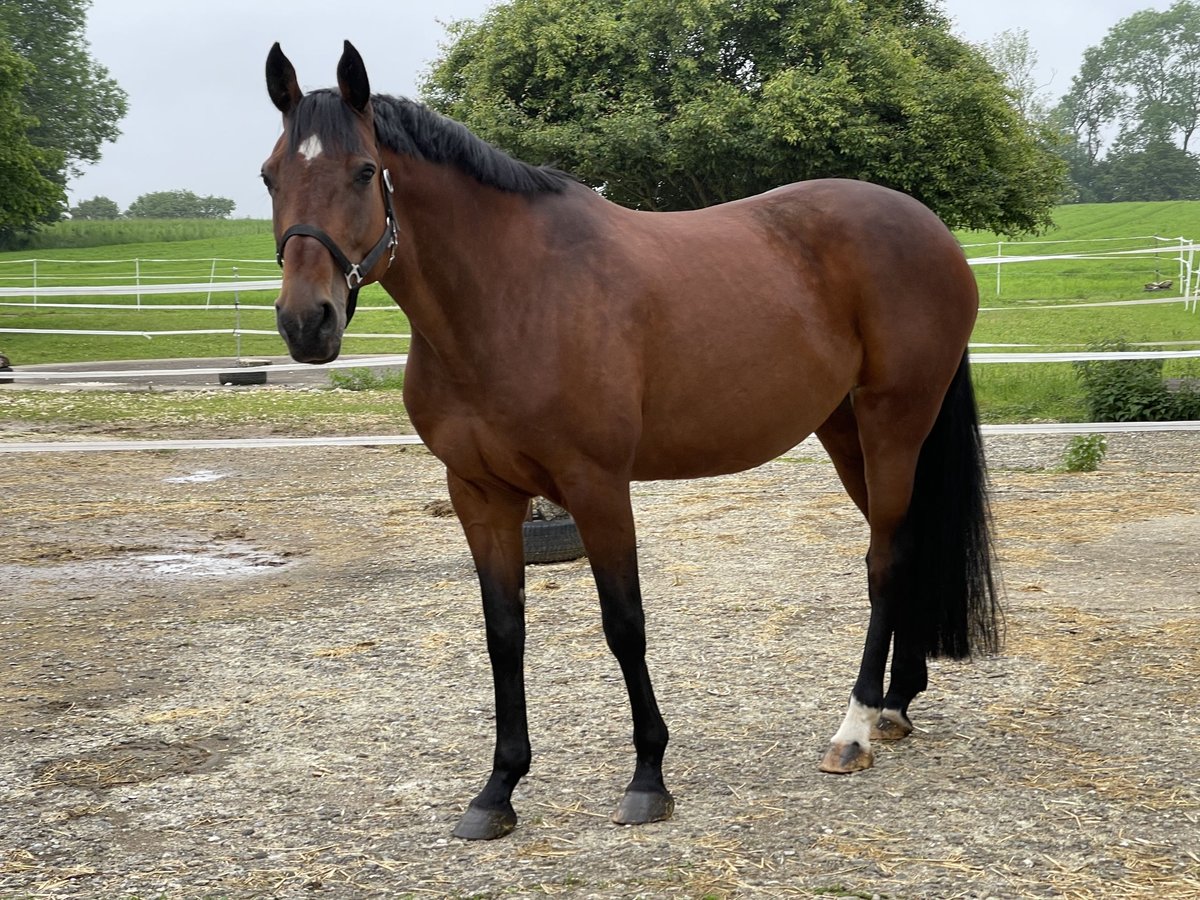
[1,241,1197,448]
[3,237,1199,313]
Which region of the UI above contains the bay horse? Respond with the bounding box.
[263,41,1002,841]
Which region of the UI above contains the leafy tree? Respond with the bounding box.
[1054,1,1200,201]
[1060,0,1200,155]
[0,0,127,183]
[1091,140,1200,202]
[0,32,63,242]
[979,28,1051,123]
[125,190,236,219]
[423,0,1065,234]
[70,195,120,219]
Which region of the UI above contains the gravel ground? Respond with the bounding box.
[1,431,1197,899]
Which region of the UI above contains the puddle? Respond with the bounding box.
[2,541,293,587]
[164,470,229,484]
[134,548,289,577]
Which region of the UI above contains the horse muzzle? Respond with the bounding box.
[275,296,344,364]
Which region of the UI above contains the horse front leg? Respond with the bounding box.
[446,473,532,840]
[567,479,674,826]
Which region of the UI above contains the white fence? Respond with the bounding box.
[962,234,1200,311]
[0,244,1198,445]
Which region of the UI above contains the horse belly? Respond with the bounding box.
[631,359,850,481]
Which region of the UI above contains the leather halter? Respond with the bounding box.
[275,169,398,324]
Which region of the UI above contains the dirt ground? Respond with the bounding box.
[1,430,1197,899]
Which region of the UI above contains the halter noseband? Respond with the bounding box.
[275,169,398,325]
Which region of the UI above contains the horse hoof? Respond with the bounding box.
[871,709,914,742]
[612,789,675,825]
[818,741,875,774]
[452,801,517,840]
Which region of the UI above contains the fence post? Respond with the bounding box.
[1179,237,1186,295]
[135,258,142,308]
[233,267,242,359]
[206,258,217,308]
[995,241,1002,296]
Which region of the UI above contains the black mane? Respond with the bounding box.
[288,89,572,195]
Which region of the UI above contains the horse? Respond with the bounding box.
[263,41,1002,841]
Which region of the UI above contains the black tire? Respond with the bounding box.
[218,370,267,386]
[523,517,586,564]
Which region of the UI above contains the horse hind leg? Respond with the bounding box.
[819,357,1001,773]
[819,386,935,774]
[817,395,922,748]
[873,625,925,741]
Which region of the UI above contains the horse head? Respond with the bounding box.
[262,41,397,364]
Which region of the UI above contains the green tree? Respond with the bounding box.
[979,28,1051,123]
[1061,1,1200,155]
[1092,140,1200,201]
[70,195,120,219]
[0,0,127,182]
[0,33,63,242]
[423,0,1065,234]
[126,190,236,219]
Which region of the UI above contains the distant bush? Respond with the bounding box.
[1075,339,1200,421]
[126,190,236,219]
[1060,434,1108,472]
[328,367,405,391]
[70,196,121,220]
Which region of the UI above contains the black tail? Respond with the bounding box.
[905,352,1003,659]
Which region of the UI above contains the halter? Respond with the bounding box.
[275,169,399,325]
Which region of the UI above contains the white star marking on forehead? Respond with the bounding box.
[297,134,324,162]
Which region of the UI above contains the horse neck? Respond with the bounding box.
[378,152,556,362]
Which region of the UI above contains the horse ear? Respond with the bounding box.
[266,42,303,116]
[337,40,371,113]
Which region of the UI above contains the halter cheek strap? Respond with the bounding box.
[275,169,398,325]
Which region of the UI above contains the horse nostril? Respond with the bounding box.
[320,299,337,331]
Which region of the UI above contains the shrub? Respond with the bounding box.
[328,367,404,391]
[1073,339,1198,421]
[1060,434,1108,472]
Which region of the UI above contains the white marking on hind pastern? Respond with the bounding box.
[831,697,879,749]
[297,134,324,162]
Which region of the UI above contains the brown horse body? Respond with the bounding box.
[264,42,1000,840]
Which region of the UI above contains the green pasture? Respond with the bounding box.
[0,223,409,364]
[1,205,1198,426]
[4,217,275,251]
[960,201,1200,420]
[961,200,1200,304]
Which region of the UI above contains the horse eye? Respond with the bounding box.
[356,165,376,185]
[261,172,275,194]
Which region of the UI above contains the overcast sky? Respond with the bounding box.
[69,0,1172,218]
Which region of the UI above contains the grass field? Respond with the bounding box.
[959,202,1200,419]
[2,205,1199,424]
[0,222,408,363]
